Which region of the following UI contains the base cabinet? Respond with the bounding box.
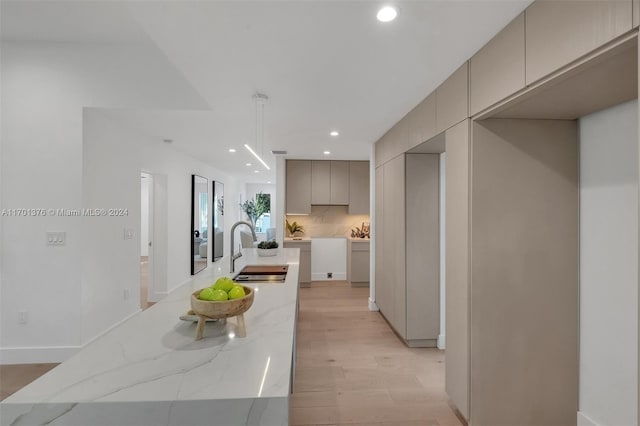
[348,239,369,286]
[283,241,311,287]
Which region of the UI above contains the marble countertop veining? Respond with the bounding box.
[1,248,300,426]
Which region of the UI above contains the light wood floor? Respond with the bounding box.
[291,281,462,426]
[0,281,461,426]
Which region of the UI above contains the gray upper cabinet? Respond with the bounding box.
[436,62,469,133]
[311,160,331,205]
[525,0,633,85]
[348,161,369,214]
[330,161,349,205]
[470,13,525,116]
[286,160,311,214]
[310,160,350,206]
[634,0,639,27]
[408,92,437,149]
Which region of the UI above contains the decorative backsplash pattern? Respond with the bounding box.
[286,206,370,238]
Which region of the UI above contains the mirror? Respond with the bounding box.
[191,174,208,275]
[212,181,224,261]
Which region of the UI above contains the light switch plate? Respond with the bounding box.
[123,229,134,240]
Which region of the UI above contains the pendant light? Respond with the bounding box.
[244,92,270,170]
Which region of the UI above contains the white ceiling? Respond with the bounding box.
[1,0,532,184]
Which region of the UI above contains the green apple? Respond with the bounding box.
[212,277,234,292]
[199,287,216,301]
[211,289,229,301]
[228,285,246,300]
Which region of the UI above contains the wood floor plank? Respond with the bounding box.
[291,281,461,426]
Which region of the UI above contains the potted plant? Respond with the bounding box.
[286,219,304,238]
[256,240,279,257]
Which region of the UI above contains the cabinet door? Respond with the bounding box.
[408,92,437,149]
[283,242,311,285]
[330,161,349,205]
[350,247,370,283]
[348,161,369,214]
[436,62,469,133]
[525,0,632,85]
[300,248,311,284]
[374,166,388,314]
[470,13,525,116]
[384,155,406,337]
[286,160,311,214]
[311,160,331,205]
[405,154,439,341]
[444,120,470,420]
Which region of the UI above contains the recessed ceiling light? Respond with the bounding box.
[254,170,260,173]
[330,131,339,137]
[323,151,331,155]
[246,163,252,166]
[267,181,272,184]
[228,148,236,153]
[377,6,397,22]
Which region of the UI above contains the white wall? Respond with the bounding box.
[82,110,240,343]
[0,40,209,363]
[579,99,638,426]
[140,175,150,256]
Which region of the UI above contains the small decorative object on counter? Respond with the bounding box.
[351,222,371,239]
[257,240,279,257]
[286,219,305,238]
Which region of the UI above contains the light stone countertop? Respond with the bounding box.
[1,248,300,426]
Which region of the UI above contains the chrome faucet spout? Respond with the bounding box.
[230,221,257,273]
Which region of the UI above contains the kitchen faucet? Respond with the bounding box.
[230,221,257,273]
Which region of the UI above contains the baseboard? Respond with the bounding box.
[437,334,446,349]
[311,272,347,281]
[82,309,141,347]
[1,309,142,365]
[368,297,379,311]
[148,290,168,303]
[406,339,437,348]
[577,412,600,426]
[0,345,80,364]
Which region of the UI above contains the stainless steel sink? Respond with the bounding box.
[233,265,288,283]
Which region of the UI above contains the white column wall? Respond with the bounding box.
[579,99,638,426]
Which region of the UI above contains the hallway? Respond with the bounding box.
[291,282,462,426]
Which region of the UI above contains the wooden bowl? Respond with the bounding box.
[190,285,254,319]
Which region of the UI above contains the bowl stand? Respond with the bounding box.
[195,313,247,340]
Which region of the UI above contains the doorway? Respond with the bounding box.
[140,172,153,310]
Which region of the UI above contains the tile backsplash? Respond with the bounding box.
[286,206,370,238]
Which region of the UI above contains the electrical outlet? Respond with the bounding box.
[18,311,28,324]
[46,232,66,246]
[123,229,134,240]
[123,289,130,300]
[327,272,333,279]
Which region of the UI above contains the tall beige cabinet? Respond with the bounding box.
[372,1,638,424]
[374,154,440,347]
[443,121,470,420]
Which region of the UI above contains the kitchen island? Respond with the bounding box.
[1,248,300,426]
